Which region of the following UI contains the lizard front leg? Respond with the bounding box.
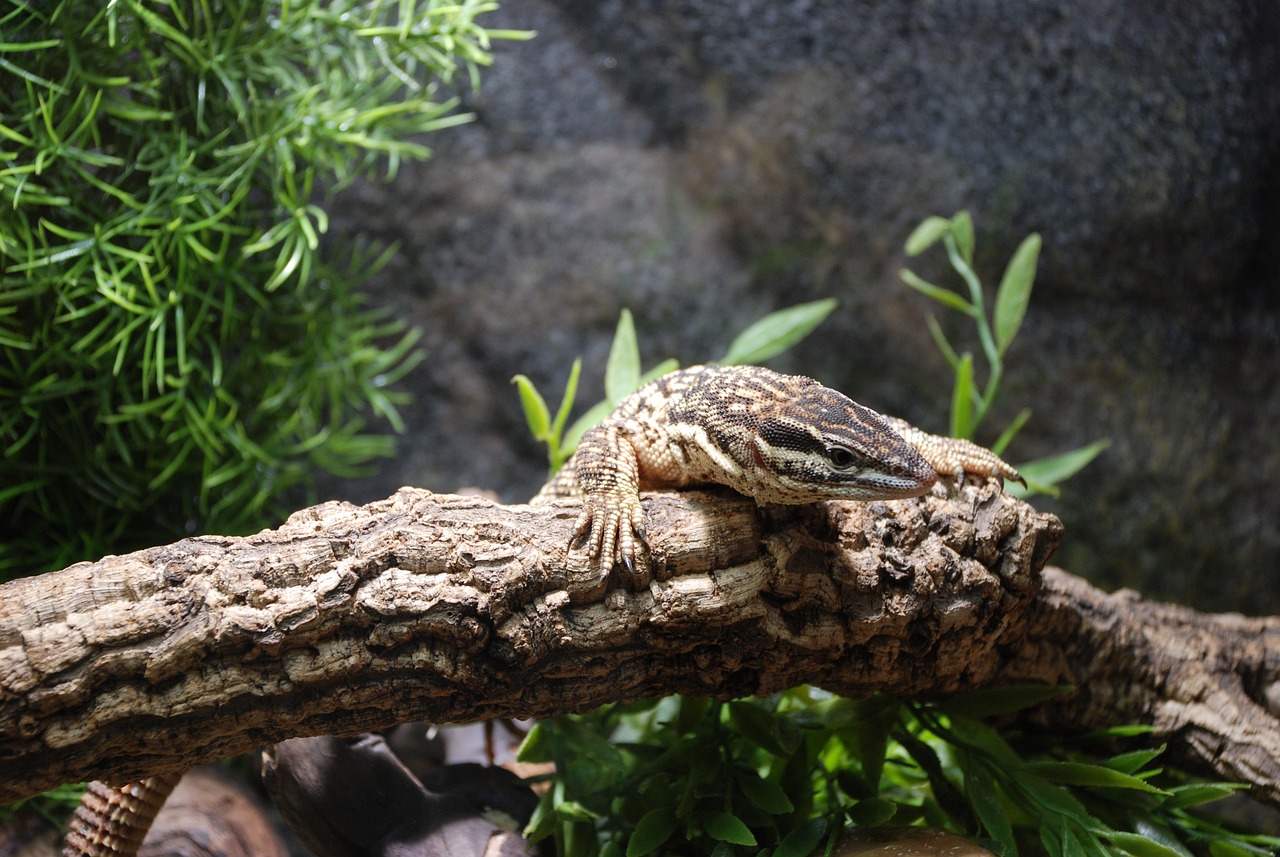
[567,418,650,581]
[882,417,1024,486]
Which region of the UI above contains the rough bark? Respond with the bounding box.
[1,484,1052,802]
[1002,567,1280,805]
[2,484,1276,809]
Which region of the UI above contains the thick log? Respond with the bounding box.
[1,484,1056,802]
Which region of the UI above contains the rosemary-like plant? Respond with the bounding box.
[0,0,529,578]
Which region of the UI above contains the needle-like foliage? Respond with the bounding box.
[0,0,528,577]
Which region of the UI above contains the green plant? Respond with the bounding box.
[0,0,530,578]
[519,690,1279,857]
[900,211,1107,496]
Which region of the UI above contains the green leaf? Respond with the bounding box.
[564,819,598,857]
[924,312,961,371]
[773,818,827,857]
[990,408,1032,456]
[702,811,757,846]
[1008,439,1110,497]
[561,398,613,456]
[847,697,901,791]
[1108,831,1191,857]
[627,808,678,857]
[1024,761,1168,795]
[959,756,1015,857]
[605,308,641,405]
[737,772,794,814]
[550,358,583,440]
[951,210,975,267]
[900,268,975,315]
[511,374,551,439]
[523,789,557,843]
[728,701,793,756]
[939,685,1071,719]
[993,233,1040,354]
[555,800,601,822]
[639,357,680,385]
[1105,746,1166,776]
[719,298,838,365]
[846,797,897,827]
[1160,782,1245,809]
[904,216,953,256]
[950,352,976,439]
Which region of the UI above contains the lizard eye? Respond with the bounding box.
[826,445,857,470]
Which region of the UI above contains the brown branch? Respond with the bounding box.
[1000,567,1280,805]
[2,484,1277,809]
[0,484,1053,802]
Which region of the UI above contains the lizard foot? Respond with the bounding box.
[569,498,650,586]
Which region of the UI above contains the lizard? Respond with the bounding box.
[534,363,1022,580]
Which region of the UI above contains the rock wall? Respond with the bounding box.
[325,0,1280,614]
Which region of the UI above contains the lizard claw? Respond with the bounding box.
[569,497,649,586]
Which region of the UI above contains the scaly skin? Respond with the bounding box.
[536,364,1021,578]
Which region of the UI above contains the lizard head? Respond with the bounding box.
[745,385,937,503]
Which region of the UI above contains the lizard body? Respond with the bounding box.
[535,364,1021,576]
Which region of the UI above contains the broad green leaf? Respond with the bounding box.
[523,789,557,844]
[950,352,976,439]
[511,374,550,439]
[847,696,902,790]
[550,358,583,439]
[1024,761,1169,795]
[959,755,1015,857]
[773,818,826,857]
[702,811,757,846]
[728,701,793,756]
[719,298,838,365]
[951,210,975,266]
[940,685,1071,719]
[904,216,953,256]
[626,808,678,857]
[605,308,641,405]
[846,797,897,827]
[900,268,975,315]
[564,819,597,857]
[1109,831,1191,857]
[737,772,794,814]
[993,233,1041,354]
[1007,439,1109,497]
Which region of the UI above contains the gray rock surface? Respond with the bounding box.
[323,0,1280,613]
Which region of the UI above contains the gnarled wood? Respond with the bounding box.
[1001,567,1280,805]
[4,484,1279,809]
[1,484,1054,803]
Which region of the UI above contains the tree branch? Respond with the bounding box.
[1,484,1053,802]
[1001,567,1280,805]
[3,484,1277,809]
